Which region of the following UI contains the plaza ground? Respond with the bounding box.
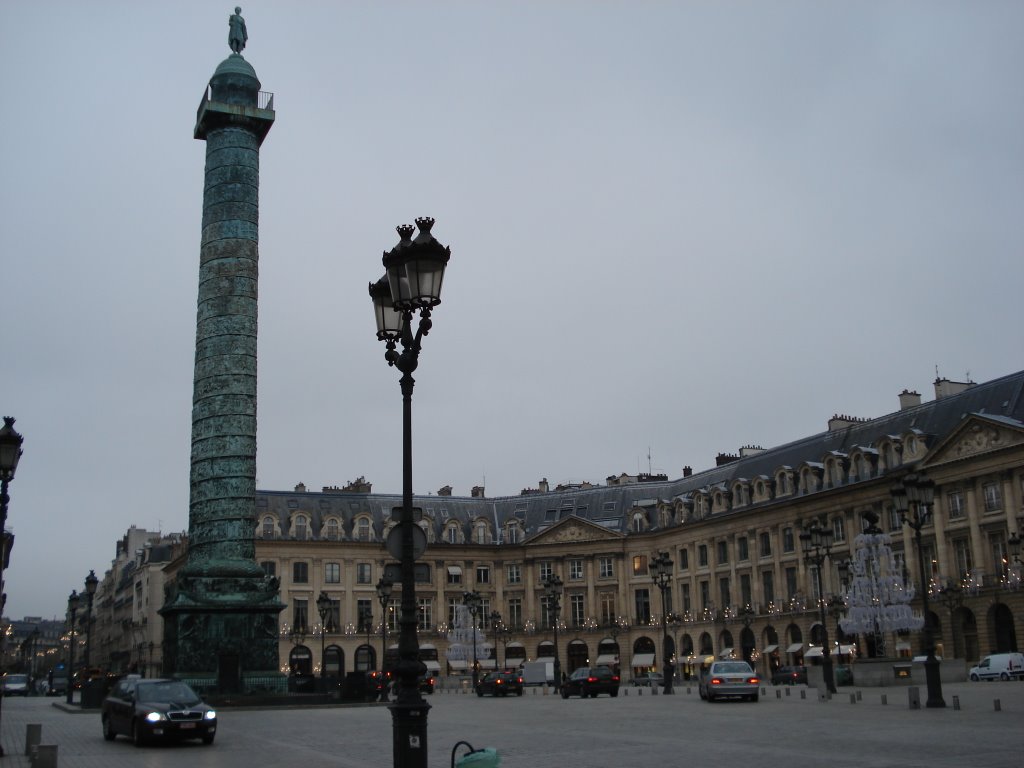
[1,680,1021,768]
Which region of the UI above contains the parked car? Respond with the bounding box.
[101,677,216,746]
[631,672,663,687]
[699,661,760,702]
[476,670,525,697]
[48,673,69,697]
[2,674,30,696]
[366,670,392,700]
[969,653,1024,681]
[771,665,807,686]
[419,673,436,695]
[560,666,620,699]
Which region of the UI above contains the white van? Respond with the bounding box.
[968,653,1024,681]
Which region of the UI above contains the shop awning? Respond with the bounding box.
[831,645,856,656]
[762,644,779,653]
[423,660,441,672]
[805,646,824,658]
[447,566,462,576]
[718,648,734,658]
[631,653,655,667]
[895,641,911,651]
[448,659,468,670]
[595,654,618,665]
[479,658,498,669]
[786,643,804,653]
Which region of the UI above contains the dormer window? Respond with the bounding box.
[294,515,308,540]
[325,518,340,540]
[261,516,275,538]
[357,517,371,542]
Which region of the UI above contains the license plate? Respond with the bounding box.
[180,723,196,729]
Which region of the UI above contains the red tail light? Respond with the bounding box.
[612,675,620,682]
[517,677,523,684]
[587,676,598,683]
[496,679,503,685]
[748,677,759,684]
[710,677,724,685]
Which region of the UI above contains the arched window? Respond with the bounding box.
[475,521,488,544]
[446,524,459,544]
[505,522,519,544]
[294,515,308,540]
[325,518,340,540]
[357,518,371,542]
[632,512,645,532]
[261,516,275,538]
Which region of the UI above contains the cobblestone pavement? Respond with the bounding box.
[1,680,1022,768]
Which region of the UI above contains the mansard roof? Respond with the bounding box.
[256,369,1024,540]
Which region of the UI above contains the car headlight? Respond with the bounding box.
[144,711,167,723]
[204,710,217,720]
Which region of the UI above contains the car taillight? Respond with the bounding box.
[710,677,723,685]
[748,677,759,684]
[517,677,523,684]
[587,676,598,683]
[612,675,619,682]
[496,679,503,685]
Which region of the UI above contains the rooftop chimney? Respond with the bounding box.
[683,466,693,477]
[934,377,975,400]
[898,389,922,410]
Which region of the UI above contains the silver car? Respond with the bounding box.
[699,661,759,702]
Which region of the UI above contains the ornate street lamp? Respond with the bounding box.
[65,592,80,707]
[931,579,963,659]
[491,612,511,669]
[891,472,944,708]
[0,417,23,750]
[377,577,394,675]
[370,217,450,768]
[650,551,675,694]
[800,521,837,694]
[462,590,482,689]
[542,575,564,692]
[316,590,332,687]
[80,569,99,706]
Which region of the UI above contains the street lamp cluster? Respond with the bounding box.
[800,521,837,694]
[462,590,482,689]
[890,472,945,708]
[369,216,450,768]
[541,575,563,691]
[650,552,675,694]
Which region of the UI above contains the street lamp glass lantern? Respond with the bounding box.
[369,275,404,340]
[376,577,394,602]
[316,591,331,620]
[382,218,450,310]
[0,417,24,481]
[84,570,98,596]
[890,482,909,517]
[67,590,80,613]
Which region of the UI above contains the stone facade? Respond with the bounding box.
[254,372,1024,683]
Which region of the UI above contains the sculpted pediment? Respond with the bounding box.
[525,517,623,546]
[923,415,1024,468]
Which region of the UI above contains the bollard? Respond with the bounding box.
[856,691,862,701]
[785,687,791,696]
[881,694,887,706]
[623,687,628,696]
[952,695,960,711]
[638,688,643,696]
[25,723,41,756]
[686,687,691,695]
[907,686,921,710]
[776,689,781,699]
[651,685,658,695]
[35,745,58,768]
[994,699,1001,712]
[849,693,856,704]
[800,689,806,699]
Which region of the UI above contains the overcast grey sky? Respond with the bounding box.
[1,2,1021,620]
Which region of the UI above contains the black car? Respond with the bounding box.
[476,671,524,697]
[101,677,216,746]
[419,673,436,694]
[771,665,808,686]
[561,666,620,698]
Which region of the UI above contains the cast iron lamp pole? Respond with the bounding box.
[377,577,394,675]
[891,472,944,707]
[81,569,98,706]
[65,591,79,706]
[369,216,450,768]
[462,590,482,689]
[489,611,503,668]
[650,551,675,694]
[0,417,23,751]
[542,575,563,692]
[932,579,963,659]
[800,522,837,694]
[316,591,331,688]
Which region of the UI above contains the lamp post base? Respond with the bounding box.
[389,699,431,768]
[924,656,945,708]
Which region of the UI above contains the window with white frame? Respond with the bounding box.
[539,561,553,582]
[293,561,309,584]
[325,518,340,539]
[418,597,433,631]
[507,563,522,584]
[600,593,615,624]
[570,593,585,626]
[293,599,309,632]
[356,562,371,584]
[507,597,522,629]
[569,559,584,580]
[476,565,490,584]
[447,565,462,585]
[475,521,488,544]
[324,562,341,584]
[633,555,648,576]
[983,482,1002,513]
[357,517,371,542]
[261,516,275,537]
[505,522,519,544]
[294,515,308,540]
[446,524,459,544]
[599,557,614,579]
[946,490,965,520]
[832,516,845,543]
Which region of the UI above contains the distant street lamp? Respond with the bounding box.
[650,551,675,694]
[65,591,80,706]
[463,590,482,689]
[491,612,511,668]
[369,216,450,768]
[542,575,564,692]
[81,569,99,707]
[0,417,23,752]
[377,577,394,674]
[932,579,963,659]
[800,522,837,694]
[891,472,944,708]
[316,591,331,687]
